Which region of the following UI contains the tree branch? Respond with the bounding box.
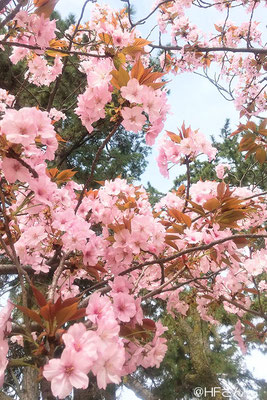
[129,0,176,28]
[0,264,33,275]
[150,43,267,55]
[7,149,38,179]
[0,0,24,30]
[79,233,267,306]
[0,40,110,58]
[48,251,69,302]
[120,234,267,275]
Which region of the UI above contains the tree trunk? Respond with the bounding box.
[0,392,14,400]
[74,381,116,400]
[125,376,159,400]
[21,367,39,400]
[177,311,224,400]
[40,379,56,400]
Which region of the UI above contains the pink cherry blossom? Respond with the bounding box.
[10,43,30,64]
[29,14,57,48]
[0,300,14,338]
[0,301,13,388]
[0,338,8,388]
[1,157,30,183]
[62,323,98,366]
[215,163,231,179]
[143,337,168,368]
[121,79,143,103]
[43,349,90,399]
[157,123,217,176]
[121,106,147,133]
[109,276,132,295]
[233,320,246,354]
[91,342,125,389]
[1,108,38,145]
[10,335,24,347]
[28,176,57,207]
[86,293,114,324]
[112,293,136,322]
[0,88,15,110]
[49,108,66,122]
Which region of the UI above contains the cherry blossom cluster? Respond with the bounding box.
[76,58,113,133]
[120,78,170,145]
[145,184,266,318]
[1,107,265,392]
[44,4,170,140]
[0,107,58,186]
[157,123,217,177]
[43,292,166,398]
[12,11,57,48]
[26,55,63,86]
[7,171,166,275]
[0,89,15,112]
[6,11,62,86]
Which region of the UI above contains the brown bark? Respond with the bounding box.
[0,392,13,400]
[21,367,39,400]
[0,0,12,12]
[40,379,55,400]
[125,376,159,400]
[176,311,224,400]
[74,381,116,400]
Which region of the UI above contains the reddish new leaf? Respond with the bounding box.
[55,302,78,327]
[15,304,43,327]
[31,284,47,307]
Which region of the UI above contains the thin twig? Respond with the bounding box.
[220,295,267,320]
[120,234,267,275]
[143,267,225,299]
[243,191,267,201]
[0,0,24,30]
[160,268,226,293]
[247,0,257,47]
[48,252,69,302]
[239,161,257,187]
[47,0,92,112]
[142,266,187,300]
[131,0,176,28]
[0,181,31,330]
[75,118,122,213]
[7,149,38,179]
